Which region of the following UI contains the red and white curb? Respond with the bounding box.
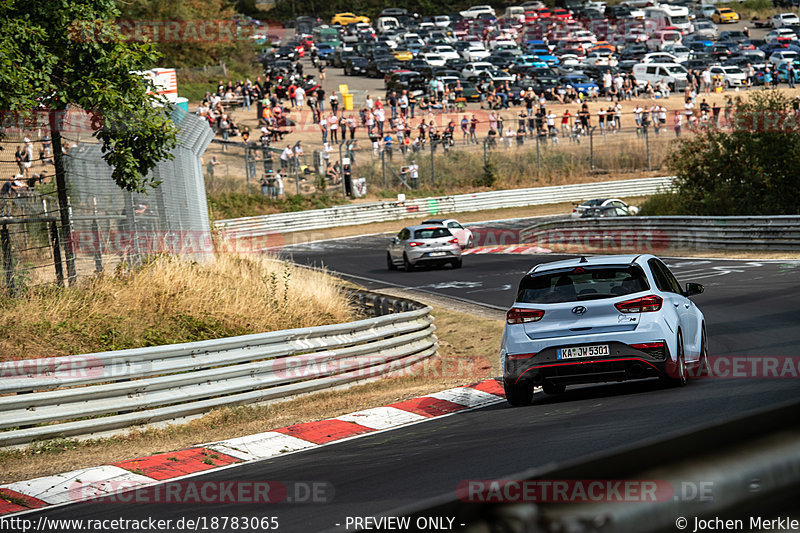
[0,379,506,515]
[463,245,552,255]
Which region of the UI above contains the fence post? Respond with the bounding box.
[294,158,300,196]
[244,144,252,193]
[49,221,65,286]
[536,130,542,172]
[645,126,652,171]
[589,126,595,171]
[430,140,435,185]
[1,224,14,295]
[381,149,386,188]
[339,142,346,198]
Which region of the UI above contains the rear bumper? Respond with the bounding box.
[504,340,676,386]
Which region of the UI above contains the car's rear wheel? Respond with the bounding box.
[663,331,687,387]
[387,252,397,271]
[697,325,709,377]
[403,253,414,272]
[504,380,533,406]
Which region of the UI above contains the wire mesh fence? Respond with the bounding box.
[0,108,214,294]
[201,111,681,199]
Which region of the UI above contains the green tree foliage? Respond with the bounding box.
[0,0,178,192]
[644,91,800,215]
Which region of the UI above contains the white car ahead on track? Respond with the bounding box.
[501,255,707,404]
[420,219,475,249]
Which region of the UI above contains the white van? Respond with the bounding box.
[633,62,688,90]
[643,5,692,33]
[646,29,683,51]
[376,17,399,34]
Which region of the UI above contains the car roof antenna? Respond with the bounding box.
[579,256,588,263]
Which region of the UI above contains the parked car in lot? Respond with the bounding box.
[711,7,739,24]
[387,225,463,270]
[501,255,707,404]
[708,65,747,87]
[773,13,800,28]
[420,219,474,249]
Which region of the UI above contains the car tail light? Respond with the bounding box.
[508,352,537,360]
[448,238,459,244]
[506,308,545,324]
[630,342,664,350]
[631,341,666,360]
[408,241,424,247]
[615,295,663,313]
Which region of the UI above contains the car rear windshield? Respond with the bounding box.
[414,228,452,239]
[516,265,650,303]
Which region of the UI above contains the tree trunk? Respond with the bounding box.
[48,110,77,285]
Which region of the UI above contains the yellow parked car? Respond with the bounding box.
[712,7,740,24]
[331,12,370,25]
[393,49,413,61]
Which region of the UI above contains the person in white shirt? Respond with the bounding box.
[504,127,515,148]
[327,113,339,143]
[280,145,293,170]
[294,86,305,108]
[366,95,374,111]
[702,69,712,95]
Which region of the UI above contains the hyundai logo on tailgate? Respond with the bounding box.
[572,306,587,315]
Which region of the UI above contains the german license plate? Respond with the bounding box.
[557,344,609,360]
[429,252,446,257]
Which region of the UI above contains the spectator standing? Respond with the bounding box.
[469,115,478,143]
[673,111,682,137]
[382,133,393,160]
[330,92,339,115]
[343,164,352,196]
[347,114,357,140]
[280,145,292,170]
[328,113,339,144]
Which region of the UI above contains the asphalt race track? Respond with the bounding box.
[18,223,800,532]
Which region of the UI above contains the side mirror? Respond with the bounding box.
[685,282,704,297]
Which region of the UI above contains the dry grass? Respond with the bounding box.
[0,254,352,360]
[0,307,504,484]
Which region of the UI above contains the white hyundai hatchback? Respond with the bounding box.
[501,255,707,405]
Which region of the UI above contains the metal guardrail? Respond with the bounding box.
[214,177,675,240]
[0,290,437,447]
[520,215,800,251]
